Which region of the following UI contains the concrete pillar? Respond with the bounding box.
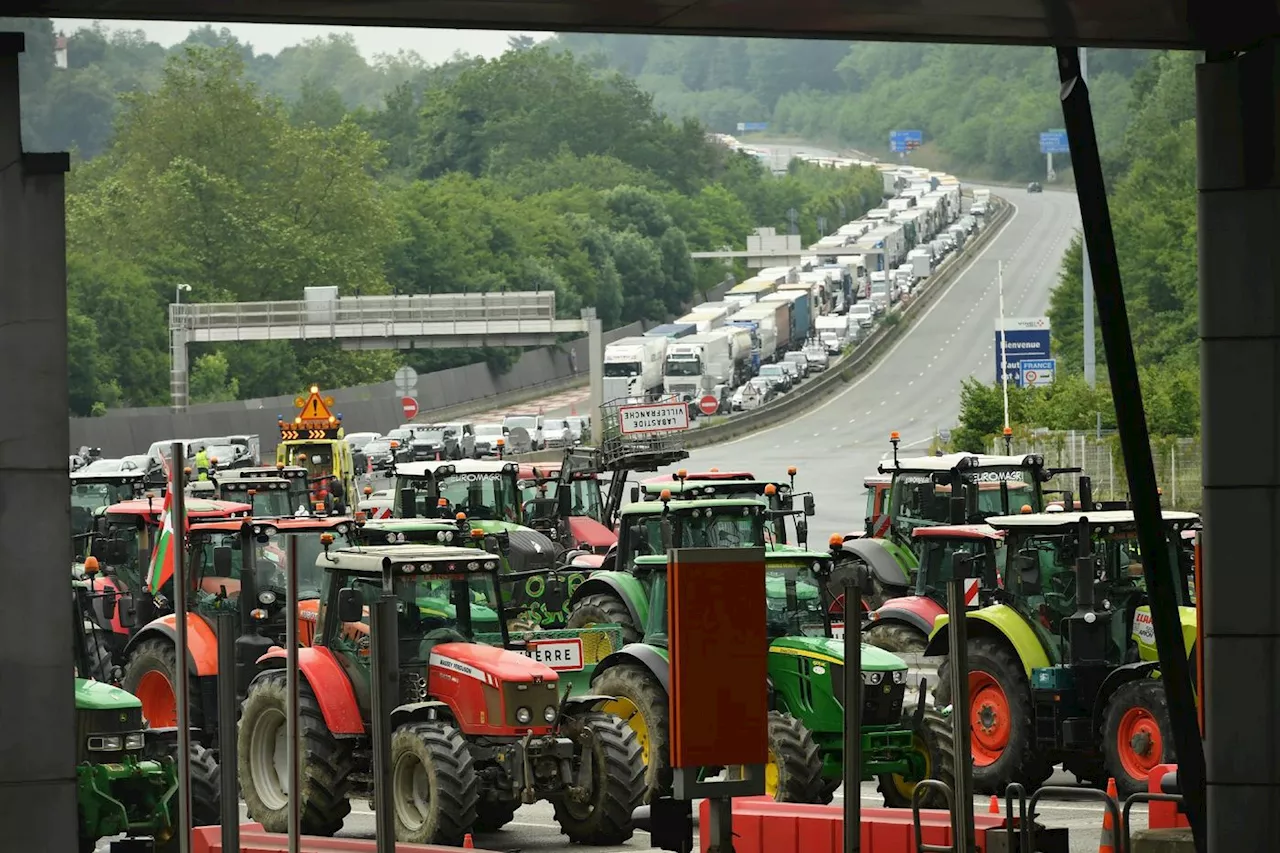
[584,308,604,445]
[170,304,189,411]
[1197,41,1280,851]
[0,32,76,851]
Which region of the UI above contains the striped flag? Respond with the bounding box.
[147,485,188,594]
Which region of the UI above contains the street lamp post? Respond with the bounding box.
[175,283,192,304]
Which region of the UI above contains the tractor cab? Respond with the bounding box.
[394,460,523,523]
[214,467,310,517]
[274,385,356,513]
[517,459,614,554]
[861,473,893,539]
[71,461,148,550]
[634,467,814,546]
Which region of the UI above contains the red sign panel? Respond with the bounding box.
[699,395,719,416]
[401,397,419,419]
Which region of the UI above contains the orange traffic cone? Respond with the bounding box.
[1099,777,1118,853]
[989,794,1000,814]
[463,834,475,849]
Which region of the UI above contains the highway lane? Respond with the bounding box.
[678,181,1081,539]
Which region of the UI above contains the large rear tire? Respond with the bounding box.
[122,638,202,732]
[592,663,670,803]
[154,743,221,852]
[1103,679,1175,799]
[238,671,354,836]
[389,721,480,845]
[935,637,1051,794]
[878,707,956,808]
[566,593,641,645]
[552,711,645,844]
[763,711,825,803]
[863,621,927,654]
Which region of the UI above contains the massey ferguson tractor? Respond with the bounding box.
[238,543,647,847]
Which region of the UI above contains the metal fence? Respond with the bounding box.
[990,430,1203,511]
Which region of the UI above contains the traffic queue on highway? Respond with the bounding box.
[65,369,1198,850]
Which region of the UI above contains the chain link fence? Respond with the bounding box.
[984,430,1202,511]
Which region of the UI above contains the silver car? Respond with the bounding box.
[473,423,505,457]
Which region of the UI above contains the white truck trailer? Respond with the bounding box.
[603,335,668,402]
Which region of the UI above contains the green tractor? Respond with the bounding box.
[563,495,954,806]
[923,506,1200,798]
[72,581,220,852]
[832,445,1060,611]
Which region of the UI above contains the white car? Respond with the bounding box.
[803,345,830,370]
[850,303,875,329]
[473,423,505,457]
[541,418,573,448]
[502,413,544,451]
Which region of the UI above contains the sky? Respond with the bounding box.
[50,20,550,62]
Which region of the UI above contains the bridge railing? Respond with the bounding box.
[172,291,559,331]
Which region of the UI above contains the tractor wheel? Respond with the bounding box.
[565,593,641,645]
[762,711,825,803]
[1103,679,1175,799]
[553,711,645,844]
[154,743,221,852]
[816,777,842,805]
[878,707,956,808]
[389,721,479,845]
[238,671,354,836]
[863,621,927,654]
[473,798,518,832]
[592,663,670,802]
[935,638,1051,794]
[122,639,202,732]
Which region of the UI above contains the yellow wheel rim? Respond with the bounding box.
[765,749,780,799]
[601,696,650,765]
[891,731,931,801]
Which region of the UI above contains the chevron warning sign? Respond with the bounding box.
[964,577,980,608]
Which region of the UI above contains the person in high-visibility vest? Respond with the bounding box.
[194,447,211,481]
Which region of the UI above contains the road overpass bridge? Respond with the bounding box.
[169,292,593,409]
[4,2,1280,848]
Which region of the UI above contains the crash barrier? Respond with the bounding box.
[680,197,1014,451]
[191,824,498,853]
[697,797,1011,853]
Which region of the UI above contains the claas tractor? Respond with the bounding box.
[563,495,954,806]
[829,440,1058,611]
[119,516,361,748]
[72,581,220,852]
[923,506,1200,798]
[859,524,1006,654]
[237,544,646,846]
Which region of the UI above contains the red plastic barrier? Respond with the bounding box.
[1148,763,1190,830]
[697,797,1009,853]
[192,824,499,853]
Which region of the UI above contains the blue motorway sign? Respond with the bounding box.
[737,121,769,132]
[1040,130,1070,154]
[995,317,1051,385]
[1019,358,1057,388]
[890,129,923,153]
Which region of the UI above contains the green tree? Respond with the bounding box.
[189,352,240,403]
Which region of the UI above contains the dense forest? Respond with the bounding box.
[952,51,1200,447]
[553,34,1153,180]
[5,20,885,415]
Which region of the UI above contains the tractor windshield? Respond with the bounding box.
[764,560,827,639]
[249,488,295,518]
[548,478,604,521]
[435,473,520,522]
[634,507,766,551]
[963,470,1041,516]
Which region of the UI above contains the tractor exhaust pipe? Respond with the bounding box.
[1079,476,1094,512]
[1075,517,1094,612]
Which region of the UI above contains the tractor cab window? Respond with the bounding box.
[436,473,519,522]
[338,571,501,663]
[890,474,945,534]
[250,488,294,518]
[256,532,329,601]
[546,478,604,522]
[973,479,1035,516]
[675,507,764,548]
[765,561,826,639]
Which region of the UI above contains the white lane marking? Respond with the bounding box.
[704,201,1019,449]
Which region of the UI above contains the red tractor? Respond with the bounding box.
[238,543,646,846]
[120,516,361,747]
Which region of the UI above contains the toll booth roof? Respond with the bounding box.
[986,510,1200,530]
[911,524,1004,541]
[880,453,1044,474]
[395,460,519,477]
[321,544,496,574]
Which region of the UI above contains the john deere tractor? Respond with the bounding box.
[564,495,954,806]
[72,582,220,852]
[922,505,1200,798]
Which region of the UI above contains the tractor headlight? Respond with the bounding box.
[544,706,558,722]
[516,707,533,724]
[892,670,907,684]
[862,671,883,686]
[124,733,146,750]
[258,590,277,605]
[87,735,123,751]
[437,531,447,542]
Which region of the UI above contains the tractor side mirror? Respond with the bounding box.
[337,587,364,623]
[116,594,137,629]
[803,495,816,517]
[213,546,233,577]
[399,488,417,518]
[1012,552,1040,592]
[796,517,809,548]
[629,485,639,504]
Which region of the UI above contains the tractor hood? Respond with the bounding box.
[770,635,907,672]
[417,596,501,629]
[567,516,617,551]
[430,641,559,683]
[75,677,143,710]
[492,524,558,574]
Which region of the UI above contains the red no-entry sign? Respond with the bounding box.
[699,395,720,416]
[401,397,419,419]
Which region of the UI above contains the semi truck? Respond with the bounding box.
[676,310,726,334]
[726,315,777,369]
[603,335,668,402]
[815,315,851,353]
[661,326,753,401]
[644,322,697,340]
[735,298,792,353]
[724,276,778,308]
[761,290,812,348]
